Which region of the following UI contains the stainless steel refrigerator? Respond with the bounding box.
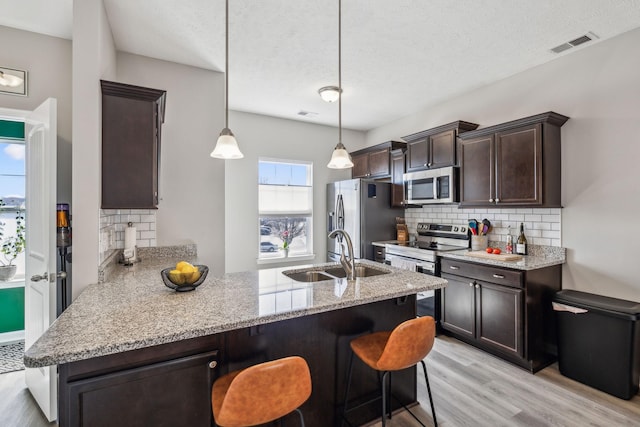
[327,179,399,262]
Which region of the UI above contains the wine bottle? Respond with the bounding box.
[516,223,527,255]
[505,225,513,254]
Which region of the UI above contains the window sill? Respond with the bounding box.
[257,253,316,265]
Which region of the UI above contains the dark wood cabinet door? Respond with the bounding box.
[368,148,391,177]
[441,273,475,339]
[460,135,495,206]
[495,124,543,205]
[101,80,165,209]
[351,153,369,178]
[429,129,456,168]
[66,350,218,427]
[390,149,405,207]
[406,139,429,172]
[475,281,524,357]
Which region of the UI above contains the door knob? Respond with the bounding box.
[31,273,48,282]
[57,271,67,279]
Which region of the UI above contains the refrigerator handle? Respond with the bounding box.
[337,195,344,230]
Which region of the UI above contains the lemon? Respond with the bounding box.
[168,269,186,285]
[189,269,201,284]
[176,261,193,272]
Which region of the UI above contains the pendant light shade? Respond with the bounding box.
[211,0,244,160]
[211,127,243,159]
[327,142,353,169]
[327,0,352,169]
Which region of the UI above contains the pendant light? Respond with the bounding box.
[211,0,244,159]
[327,0,353,169]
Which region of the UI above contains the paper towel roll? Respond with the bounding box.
[124,223,137,260]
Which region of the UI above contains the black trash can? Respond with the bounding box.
[553,290,640,400]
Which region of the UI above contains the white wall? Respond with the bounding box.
[72,0,116,298]
[367,28,640,302]
[116,52,227,276]
[224,110,365,273]
[0,25,72,205]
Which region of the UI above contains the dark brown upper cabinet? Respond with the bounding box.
[101,80,166,209]
[459,112,569,208]
[402,121,479,173]
[390,148,406,207]
[350,141,406,179]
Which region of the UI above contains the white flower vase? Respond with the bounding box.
[283,248,289,258]
[0,265,17,282]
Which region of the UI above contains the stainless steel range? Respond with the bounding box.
[384,223,470,325]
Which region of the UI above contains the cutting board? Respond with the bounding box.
[465,251,523,261]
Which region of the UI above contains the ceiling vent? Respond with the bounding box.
[297,110,319,118]
[551,31,599,54]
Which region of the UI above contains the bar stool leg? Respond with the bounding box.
[420,360,438,427]
[294,408,306,427]
[381,371,392,427]
[387,372,392,420]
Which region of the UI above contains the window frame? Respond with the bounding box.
[257,158,314,261]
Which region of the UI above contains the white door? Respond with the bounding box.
[24,98,58,422]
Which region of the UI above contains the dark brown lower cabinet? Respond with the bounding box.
[441,259,560,372]
[58,297,416,427]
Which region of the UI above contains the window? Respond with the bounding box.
[0,140,26,279]
[258,159,313,259]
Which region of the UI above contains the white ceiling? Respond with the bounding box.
[2,0,640,131]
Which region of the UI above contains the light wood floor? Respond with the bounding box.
[1,336,638,427]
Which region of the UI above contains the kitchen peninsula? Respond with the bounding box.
[24,252,446,427]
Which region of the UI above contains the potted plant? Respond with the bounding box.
[281,230,291,257]
[0,199,25,281]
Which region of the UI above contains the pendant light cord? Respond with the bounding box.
[338,0,342,145]
[225,0,229,129]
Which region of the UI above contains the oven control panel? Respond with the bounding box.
[417,222,469,238]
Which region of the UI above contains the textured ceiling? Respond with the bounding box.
[2,0,640,130]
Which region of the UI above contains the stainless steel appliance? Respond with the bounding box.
[327,179,398,262]
[385,222,470,326]
[403,166,458,205]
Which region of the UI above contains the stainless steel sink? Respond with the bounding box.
[283,271,334,282]
[323,265,390,278]
[283,264,391,282]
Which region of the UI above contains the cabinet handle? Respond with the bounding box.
[492,274,505,279]
[489,198,494,203]
[495,198,500,203]
[469,282,474,287]
[475,284,480,289]
[427,162,432,167]
[376,250,383,255]
[208,361,218,369]
[449,266,460,270]
[424,163,427,167]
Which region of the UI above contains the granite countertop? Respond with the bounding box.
[24,258,446,368]
[439,248,566,270]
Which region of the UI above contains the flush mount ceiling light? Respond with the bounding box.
[211,0,243,160]
[318,85,341,103]
[327,0,353,170]
[0,70,23,87]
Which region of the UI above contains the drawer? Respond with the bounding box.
[441,258,523,289]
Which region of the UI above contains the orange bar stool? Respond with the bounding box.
[212,356,312,427]
[343,316,438,427]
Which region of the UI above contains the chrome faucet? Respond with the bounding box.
[328,229,356,280]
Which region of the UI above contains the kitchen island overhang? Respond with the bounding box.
[25,258,446,427]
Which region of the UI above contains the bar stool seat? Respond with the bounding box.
[212,356,312,427]
[344,316,438,427]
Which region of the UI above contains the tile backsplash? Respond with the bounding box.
[404,206,562,247]
[99,209,157,264]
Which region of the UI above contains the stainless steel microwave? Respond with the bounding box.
[403,166,458,205]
